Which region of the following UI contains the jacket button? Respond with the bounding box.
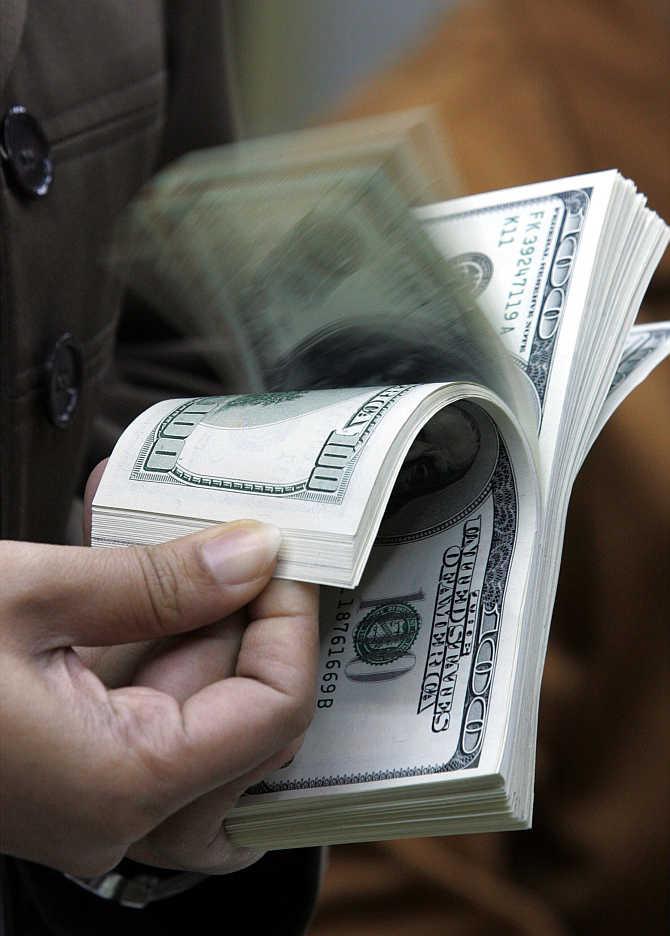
[45,334,83,429]
[0,105,53,198]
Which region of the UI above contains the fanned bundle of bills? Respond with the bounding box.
[95,114,669,847]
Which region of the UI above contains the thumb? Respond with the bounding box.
[4,521,281,649]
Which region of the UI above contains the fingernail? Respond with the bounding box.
[200,522,282,586]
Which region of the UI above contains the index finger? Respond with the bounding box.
[239,578,320,706]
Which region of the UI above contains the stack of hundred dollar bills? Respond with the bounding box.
[94,114,670,847]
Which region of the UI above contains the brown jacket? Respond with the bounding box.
[0,0,235,544]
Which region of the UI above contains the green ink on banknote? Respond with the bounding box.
[353,603,420,666]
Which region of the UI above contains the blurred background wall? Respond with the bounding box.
[230,0,460,136]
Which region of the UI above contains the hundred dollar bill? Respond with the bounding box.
[420,185,596,422]
[92,382,500,588]
[222,399,537,848]
[111,160,533,432]
[93,378,540,846]
[589,321,670,447]
[235,403,531,795]
[223,181,667,846]
[418,171,669,479]
[145,108,457,206]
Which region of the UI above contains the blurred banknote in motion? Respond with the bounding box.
[109,110,532,429]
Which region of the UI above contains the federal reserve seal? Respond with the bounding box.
[449,251,494,298]
[352,603,421,666]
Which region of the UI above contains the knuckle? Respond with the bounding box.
[133,546,187,636]
[94,766,162,846]
[281,684,316,739]
[252,656,316,739]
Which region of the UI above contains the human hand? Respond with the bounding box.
[0,519,319,877]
